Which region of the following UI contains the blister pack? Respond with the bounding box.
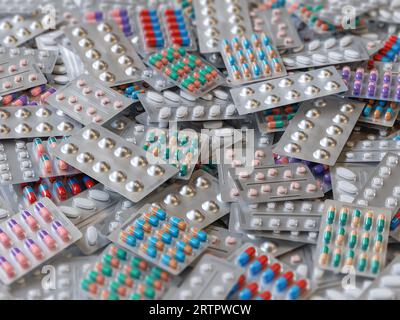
[204,225,244,258]
[0,106,82,140]
[141,69,175,92]
[331,164,375,204]
[233,199,324,232]
[255,104,299,134]
[273,96,364,166]
[0,56,47,96]
[163,253,242,300]
[0,47,58,74]
[66,22,146,87]
[255,7,302,50]
[282,36,370,71]
[138,88,243,122]
[220,33,287,85]
[0,197,82,285]
[192,0,253,54]
[337,139,400,162]
[46,74,134,126]
[108,204,209,275]
[133,5,197,54]
[316,200,392,277]
[356,99,399,128]
[146,45,225,97]
[51,123,179,203]
[358,255,400,299]
[80,244,172,300]
[228,163,323,203]
[352,153,400,214]
[27,137,80,179]
[227,244,312,300]
[230,66,348,115]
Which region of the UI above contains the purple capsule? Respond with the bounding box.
[381,83,390,98]
[312,164,326,175]
[353,80,362,95]
[397,74,400,84]
[367,82,376,96]
[396,85,400,100]
[383,71,392,84]
[355,68,364,81]
[341,66,350,78]
[369,69,378,82]
[323,172,331,184]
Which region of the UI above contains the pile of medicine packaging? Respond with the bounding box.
[3,0,400,301]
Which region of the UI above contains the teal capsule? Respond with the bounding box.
[326,206,336,224]
[376,214,385,233]
[333,248,341,268]
[339,208,349,226]
[348,230,357,249]
[323,225,332,244]
[361,232,370,251]
[358,253,367,272]
[371,255,380,274]
[364,211,373,231]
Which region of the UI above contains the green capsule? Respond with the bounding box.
[81,279,93,291]
[326,206,336,224]
[179,164,188,177]
[358,253,367,272]
[110,281,121,293]
[99,264,112,277]
[146,131,156,143]
[177,47,186,56]
[115,248,127,260]
[165,53,174,63]
[371,255,380,274]
[352,209,361,228]
[361,232,370,251]
[149,54,161,66]
[88,271,100,282]
[345,250,355,266]
[364,211,373,231]
[187,60,196,70]
[144,286,156,299]
[288,114,295,120]
[168,71,179,80]
[335,227,346,246]
[376,214,385,233]
[131,293,141,300]
[181,78,193,89]
[333,248,342,268]
[143,143,150,151]
[117,273,128,286]
[107,291,120,300]
[339,208,349,226]
[129,267,141,280]
[151,267,162,279]
[323,225,332,244]
[197,75,207,85]
[348,230,357,249]
[163,147,170,160]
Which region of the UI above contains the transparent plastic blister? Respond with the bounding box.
[282,36,369,70]
[51,123,179,203]
[204,225,244,258]
[0,106,82,140]
[228,163,323,203]
[331,163,375,204]
[338,139,400,162]
[356,99,399,128]
[273,96,364,166]
[0,198,82,285]
[163,253,242,300]
[227,243,312,300]
[141,69,176,92]
[230,66,348,115]
[192,0,253,54]
[316,200,392,278]
[108,204,209,275]
[255,104,299,134]
[66,22,146,87]
[220,33,287,85]
[46,74,134,126]
[80,244,173,300]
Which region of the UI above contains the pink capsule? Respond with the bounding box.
[39,230,57,250]
[0,256,15,278]
[25,239,43,260]
[11,247,29,269]
[52,221,70,242]
[21,210,39,231]
[8,219,25,240]
[34,202,53,223]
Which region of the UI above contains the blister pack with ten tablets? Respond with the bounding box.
[108,204,208,275]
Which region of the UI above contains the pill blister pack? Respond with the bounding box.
[352,153,400,213]
[228,163,324,203]
[338,139,400,162]
[220,33,287,85]
[256,8,302,50]
[0,85,56,107]
[273,96,364,166]
[192,0,253,54]
[65,22,146,87]
[0,106,82,140]
[227,244,312,300]
[316,200,392,278]
[0,198,82,285]
[80,244,172,300]
[0,47,58,74]
[46,74,134,125]
[233,199,324,232]
[133,5,197,54]
[255,104,299,134]
[282,36,370,71]
[108,204,209,275]
[204,226,244,258]
[51,123,179,203]
[0,57,47,96]
[146,46,225,97]
[230,66,348,115]
[27,137,80,179]
[163,253,242,300]
[331,164,375,203]
[356,99,400,128]
[141,69,175,92]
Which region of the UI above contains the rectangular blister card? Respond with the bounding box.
[230,66,348,115]
[356,99,400,128]
[0,197,82,285]
[282,36,369,71]
[193,0,253,54]
[352,152,400,213]
[66,21,146,87]
[235,200,324,232]
[220,33,287,86]
[51,123,179,203]
[273,96,364,166]
[0,106,82,140]
[80,244,173,300]
[228,163,324,203]
[46,74,134,126]
[226,243,312,300]
[204,225,244,258]
[331,163,375,204]
[256,7,302,50]
[255,104,299,134]
[0,56,47,96]
[108,204,209,275]
[315,199,392,278]
[337,139,400,163]
[163,253,242,300]
[146,46,225,98]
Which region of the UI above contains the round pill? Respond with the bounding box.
[0,209,9,219]
[193,106,205,118]
[86,226,98,246]
[159,107,171,119]
[73,197,95,210]
[53,65,67,75]
[176,106,188,118]
[54,75,69,85]
[209,105,221,117]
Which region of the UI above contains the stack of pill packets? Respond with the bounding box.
[5,0,400,302]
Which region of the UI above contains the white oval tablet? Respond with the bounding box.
[159,107,171,119]
[324,38,336,49]
[200,93,213,101]
[59,206,80,218]
[54,75,69,85]
[213,89,228,100]
[88,189,110,202]
[146,91,163,103]
[209,105,221,117]
[312,53,328,63]
[368,288,395,300]
[225,104,236,116]
[340,36,353,47]
[381,275,400,288]
[180,90,197,101]
[86,226,98,246]
[163,90,180,102]
[193,105,205,118]
[53,65,67,75]
[336,167,356,180]
[344,49,361,59]
[328,51,344,61]
[73,197,95,210]
[283,57,295,66]
[296,55,312,65]
[338,180,358,194]
[308,40,321,51]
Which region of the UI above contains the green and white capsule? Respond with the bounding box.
[339,207,349,226]
[371,254,380,274]
[364,211,373,231]
[376,214,385,233]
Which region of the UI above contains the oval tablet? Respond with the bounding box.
[213,89,228,100]
[338,180,358,194]
[312,53,328,63]
[54,75,69,85]
[296,55,312,65]
[339,36,353,47]
[308,40,321,51]
[180,90,197,101]
[381,275,400,288]
[200,93,213,101]
[59,206,80,218]
[283,57,295,67]
[328,51,344,61]
[163,90,180,102]
[146,91,163,103]
[379,9,392,19]
[86,226,98,246]
[368,288,395,300]
[344,49,360,59]
[73,197,95,210]
[324,38,336,49]
[88,189,110,202]
[336,167,356,180]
